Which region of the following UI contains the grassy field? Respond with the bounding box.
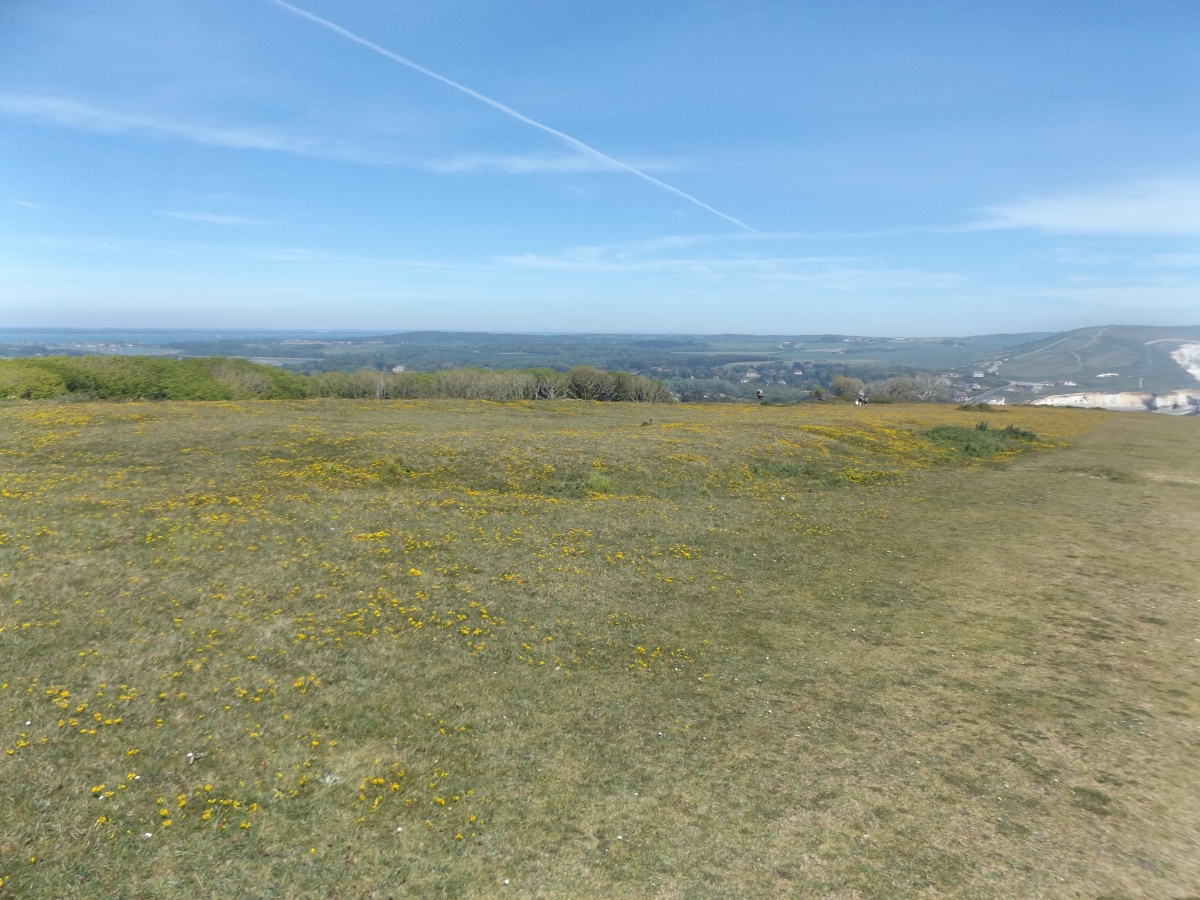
[1,399,1197,898]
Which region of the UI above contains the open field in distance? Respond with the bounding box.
[1,400,1197,897]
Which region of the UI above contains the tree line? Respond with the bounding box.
[0,356,674,403]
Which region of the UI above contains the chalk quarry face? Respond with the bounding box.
[1028,341,1200,414]
[1031,390,1200,414]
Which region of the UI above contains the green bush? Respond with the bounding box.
[957,403,1008,412]
[925,422,1040,457]
[585,473,614,493]
[0,362,68,400]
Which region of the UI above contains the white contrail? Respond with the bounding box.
[267,0,754,232]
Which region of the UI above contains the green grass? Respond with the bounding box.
[1,400,1197,897]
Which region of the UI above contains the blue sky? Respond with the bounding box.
[3,0,1199,334]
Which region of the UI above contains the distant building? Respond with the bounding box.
[973,371,985,378]
[953,392,971,403]
[1096,373,1119,378]
[985,396,1007,405]
[391,365,406,373]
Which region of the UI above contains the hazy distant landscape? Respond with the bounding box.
[4,323,1199,410]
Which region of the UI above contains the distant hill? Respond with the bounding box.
[5,326,1199,396]
[992,325,1200,393]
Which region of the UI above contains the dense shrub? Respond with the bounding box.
[0,356,673,403]
[925,421,1040,457]
[0,362,68,400]
[1,356,229,400]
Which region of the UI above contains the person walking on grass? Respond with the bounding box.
[756,389,763,404]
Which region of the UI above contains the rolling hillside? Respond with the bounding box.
[993,325,1200,393]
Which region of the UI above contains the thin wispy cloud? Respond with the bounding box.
[161,211,267,227]
[9,198,43,209]
[243,246,467,270]
[498,227,932,267]
[267,0,753,232]
[0,93,376,163]
[426,153,676,175]
[972,177,1200,235]
[7,224,962,291]
[6,231,472,272]
[0,91,696,185]
[1152,253,1200,268]
[499,246,965,290]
